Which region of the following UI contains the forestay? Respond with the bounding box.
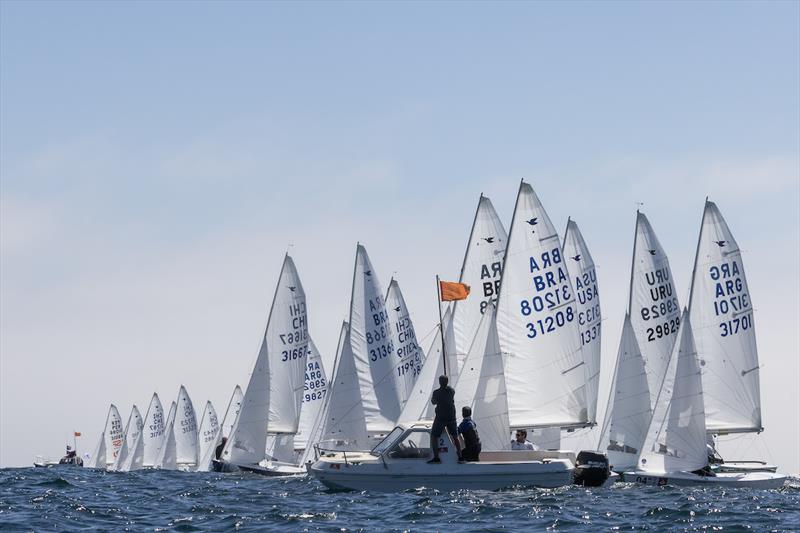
[454,304,510,451]
[628,212,681,408]
[320,322,370,449]
[385,279,424,409]
[104,404,124,467]
[141,393,165,468]
[196,401,220,472]
[452,195,508,371]
[349,245,403,433]
[597,315,652,472]
[295,337,328,452]
[689,201,762,434]
[496,182,587,429]
[563,219,602,423]
[155,401,178,470]
[638,310,707,474]
[396,308,451,424]
[174,386,199,466]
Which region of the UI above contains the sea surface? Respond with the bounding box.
[1,467,798,532]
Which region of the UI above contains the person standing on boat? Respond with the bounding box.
[510,429,536,451]
[458,406,481,462]
[428,375,463,463]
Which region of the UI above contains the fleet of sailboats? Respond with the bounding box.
[74,188,785,490]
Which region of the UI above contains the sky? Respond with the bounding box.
[1,1,798,472]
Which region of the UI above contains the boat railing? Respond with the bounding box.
[313,444,371,465]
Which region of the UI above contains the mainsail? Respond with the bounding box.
[688,200,762,434]
[174,385,199,467]
[637,310,707,474]
[451,194,508,371]
[104,404,124,467]
[496,182,587,429]
[141,393,165,468]
[628,212,682,407]
[223,254,309,466]
[113,405,142,470]
[562,219,602,423]
[221,385,243,440]
[597,315,652,471]
[454,304,510,450]
[349,245,404,433]
[385,279,425,408]
[320,321,369,448]
[295,337,328,453]
[196,401,220,472]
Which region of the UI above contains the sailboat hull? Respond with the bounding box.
[212,459,305,476]
[622,470,787,489]
[712,461,778,473]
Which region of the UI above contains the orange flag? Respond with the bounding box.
[74,431,82,437]
[439,281,470,301]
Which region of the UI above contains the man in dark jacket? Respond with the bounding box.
[427,375,463,463]
[458,406,481,462]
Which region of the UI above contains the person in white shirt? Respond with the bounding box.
[510,429,537,451]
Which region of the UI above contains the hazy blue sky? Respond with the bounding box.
[2,1,798,471]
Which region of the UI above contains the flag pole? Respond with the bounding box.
[435,275,447,376]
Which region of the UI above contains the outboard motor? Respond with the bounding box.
[572,450,610,487]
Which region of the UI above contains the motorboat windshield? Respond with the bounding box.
[371,427,404,456]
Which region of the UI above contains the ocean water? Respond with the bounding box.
[1,467,798,532]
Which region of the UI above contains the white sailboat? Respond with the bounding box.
[174,385,199,470]
[688,200,776,473]
[451,194,508,372]
[294,337,329,460]
[496,181,589,430]
[218,254,309,474]
[195,401,219,472]
[155,401,178,470]
[624,310,785,488]
[385,279,425,408]
[141,393,166,468]
[196,385,242,472]
[112,405,143,471]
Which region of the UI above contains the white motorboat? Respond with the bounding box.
[310,422,575,492]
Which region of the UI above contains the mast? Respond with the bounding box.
[494,179,524,307]
[458,193,484,282]
[435,275,447,376]
[626,210,640,315]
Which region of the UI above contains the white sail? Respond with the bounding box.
[265,434,296,464]
[638,310,707,474]
[689,201,762,434]
[85,432,106,469]
[321,321,369,448]
[628,212,682,408]
[454,304,510,451]
[597,315,652,471]
[385,279,425,407]
[196,401,220,472]
[119,430,144,472]
[104,404,124,467]
[562,219,602,423]
[451,195,508,371]
[267,255,309,434]
[141,393,165,468]
[496,182,587,429]
[295,337,328,452]
[174,385,199,466]
[349,245,403,433]
[113,405,143,470]
[223,254,308,466]
[397,309,451,424]
[221,385,243,440]
[155,401,177,470]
